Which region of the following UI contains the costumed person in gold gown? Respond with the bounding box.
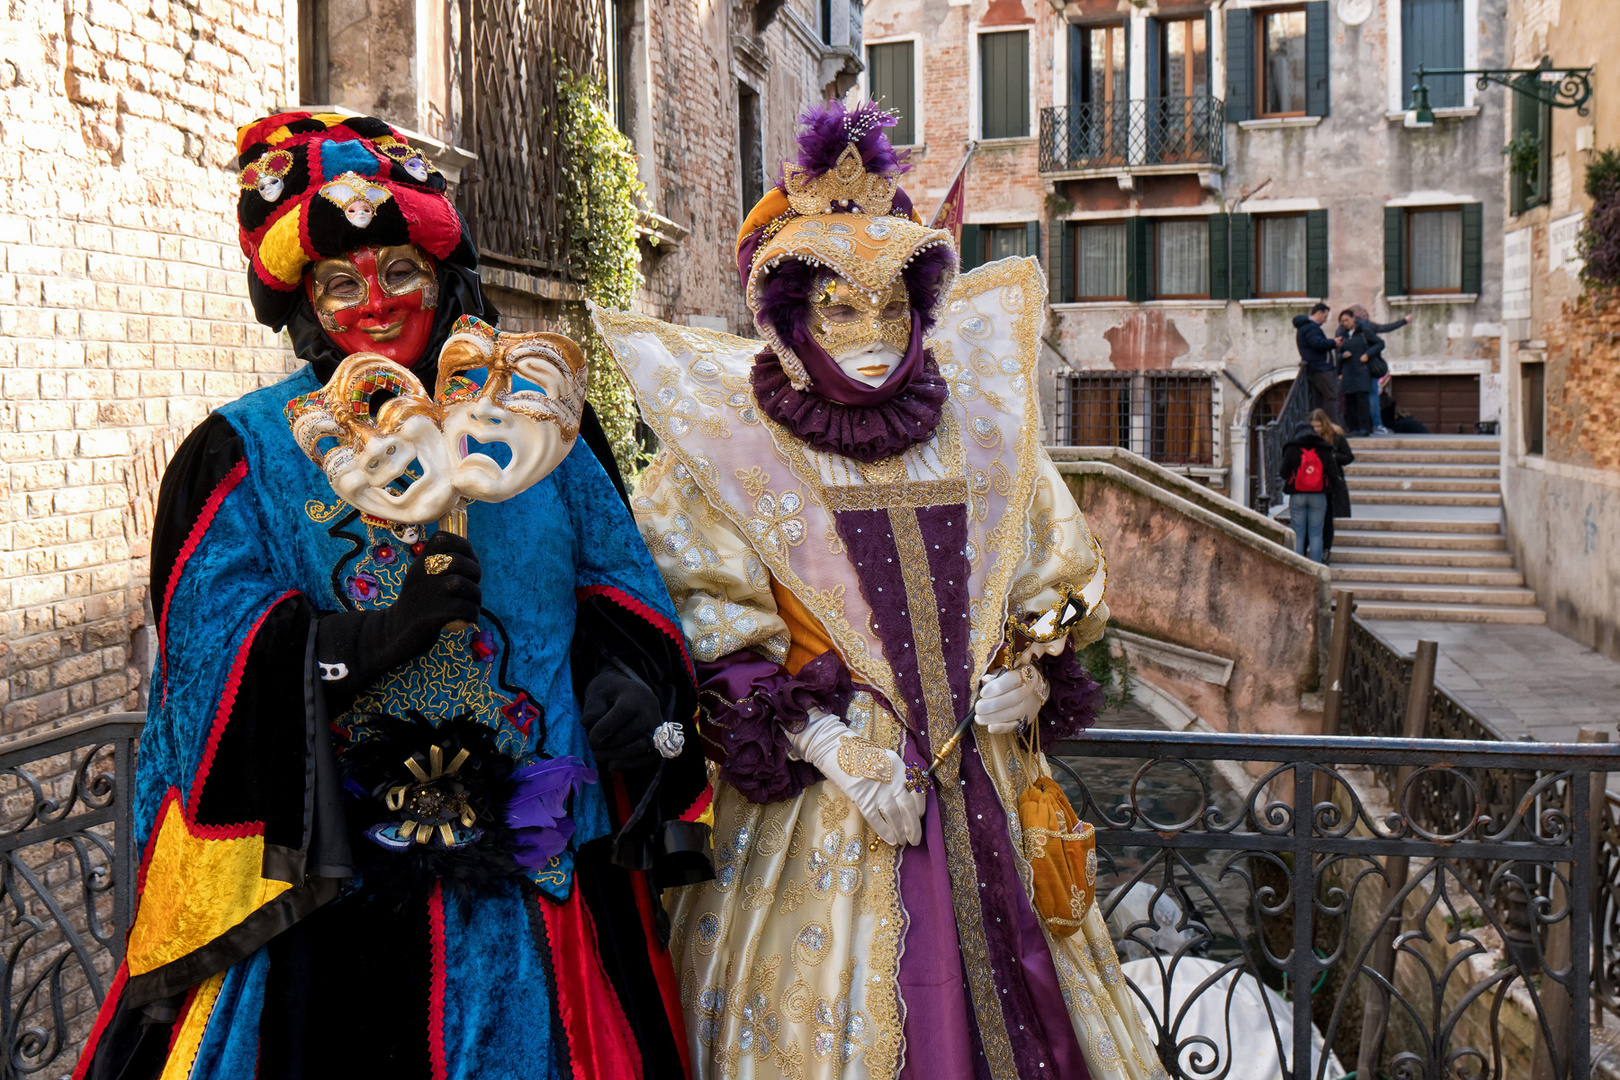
[592,103,1165,1080]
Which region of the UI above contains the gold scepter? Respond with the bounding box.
[924,544,1107,780]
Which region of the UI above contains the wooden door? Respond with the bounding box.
[1389,374,1480,434]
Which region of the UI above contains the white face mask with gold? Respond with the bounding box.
[809,275,912,388]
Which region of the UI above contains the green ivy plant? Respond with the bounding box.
[557,71,647,478]
[1077,629,1133,713]
[1579,147,1620,288]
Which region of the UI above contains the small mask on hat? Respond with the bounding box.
[319,171,391,229]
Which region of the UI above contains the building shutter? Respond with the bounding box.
[1306,208,1329,298]
[1144,18,1161,101]
[1048,220,1064,303]
[1402,0,1464,109]
[1384,206,1407,298]
[960,224,982,272]
[1125,217,1152,302]
[1208,214,1230,300]
[1304,2,1330,118]
[1461,202,1483,295]
[1026,221,1042,264]
[868,42,916,145]
[1228,214,1253,299]
[981,31,1030,139]
[1224,8,1253,123]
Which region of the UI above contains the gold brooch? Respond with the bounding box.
[836,735,894,784]
[424,553,453,575]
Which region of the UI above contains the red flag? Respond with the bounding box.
[929,142,977,247]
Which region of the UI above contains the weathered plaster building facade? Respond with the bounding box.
[1498,0,1620,660]
[863,0,1508,507]
[0,0,849,735]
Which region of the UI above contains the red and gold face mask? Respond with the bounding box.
[306,245,439,366]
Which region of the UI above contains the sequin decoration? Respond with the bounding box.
[714,822,753,889]
[812,996,867,1064]
[794,923,828,965]
[689,597,764,662]
[805,829,863,897]
[742,490,807,558]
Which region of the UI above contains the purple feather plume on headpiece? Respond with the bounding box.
[788,100,911,180]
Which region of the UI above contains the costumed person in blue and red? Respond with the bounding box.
[593,103,1163,1080]
[74,112,711,1080]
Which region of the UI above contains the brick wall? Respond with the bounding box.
[0,0,296,736]
[1543,293,1620,473]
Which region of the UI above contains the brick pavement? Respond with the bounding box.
[1364,620,1620,743]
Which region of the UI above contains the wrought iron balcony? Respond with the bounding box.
[1039,95,1225,176]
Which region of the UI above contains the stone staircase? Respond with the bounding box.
[1329,435,1546,624]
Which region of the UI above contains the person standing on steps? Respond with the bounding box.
[1350,304,1409,435]
[1314,408,1355,560]
[1335,308,1376,437]
[1281,409,1351,565]
[1295,303,1345,425]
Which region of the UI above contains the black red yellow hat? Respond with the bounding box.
[235,112,463,294]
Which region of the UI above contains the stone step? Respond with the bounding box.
[1329,546,1516,568]
[1341,581,1540,605]
[1349,449,1501,465]
[1353,600,1549,624]
[1345,475,1502,494]
[1345,436,1500,452]
[1332,529,1507,550]
[1335,515,1503,535]
[1341,490,1501,507]
[1329,563,1526,587]
[1342,463,1500,479]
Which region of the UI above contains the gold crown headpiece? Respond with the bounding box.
[780,142,900,217]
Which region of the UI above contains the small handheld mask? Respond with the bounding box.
[287,354,459,524]
[435,324,590,504]
[810,274,911,387]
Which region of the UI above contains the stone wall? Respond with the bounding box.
[1058,458,1330,738]
[0,0,296,736]
[1498,0,1620,661]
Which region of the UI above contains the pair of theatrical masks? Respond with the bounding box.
[289,321,589,524]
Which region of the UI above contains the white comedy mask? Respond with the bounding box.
[287,354,459,524]
[435,322,589,504]
[810,275,912,389]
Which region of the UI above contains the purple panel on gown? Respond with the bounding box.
[832,504,1091,1079]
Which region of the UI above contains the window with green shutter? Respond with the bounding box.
[1074,221,1128,300]
[1231,4,1328,121]
[1389,203,1482,296]
[1229,213,1254,299]
[1224,9,1254,123]
[1510,76,1552,214]
[1402,0,1464,109]
[1208,214,1231,300]
[1384,205,1408,297]
[1305,207,1329,298]
[980,30,1030,139]
[959,224,983,272]
[1154,218,1211,298]
[1255,213,1309,297]
[867,42,916,145]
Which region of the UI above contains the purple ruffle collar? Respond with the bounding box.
[751,350,948,463]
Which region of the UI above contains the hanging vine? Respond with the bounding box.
[557,70,647,478]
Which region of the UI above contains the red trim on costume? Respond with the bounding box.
[428,882,448,1080]
[70,961,129,1080]
[680,786,712,824]
[185,590,301,827]
[158,458,248,704]
[608,778,692,1080]
[539,890,643,1080]
[575,584,695,678]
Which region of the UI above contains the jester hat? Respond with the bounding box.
[235,112,464,299]
[734,101,957,390]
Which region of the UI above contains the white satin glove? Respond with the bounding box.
[787,709,925,846]
[974,660,1051,735]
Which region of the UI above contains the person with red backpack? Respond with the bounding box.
[1282,409,1351,564]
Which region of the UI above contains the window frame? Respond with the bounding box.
[1254,212,1311,298]
[1069,219,1131,302]
[1521,360,1545,456]
[1154,14,1210,102]
[977,28,1033,141]
[983,223,1030,262]
[1152,216,1213,300]
[1404,204,1465,296]
[865,37,920,147]
[1254,5,1309,119]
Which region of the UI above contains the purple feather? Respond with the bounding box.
[788,100,911,180]
[505,756,596,871]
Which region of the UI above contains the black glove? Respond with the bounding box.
[315,531,482,701]
[580,667,664,772]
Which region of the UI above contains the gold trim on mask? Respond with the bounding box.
[376,244,439,310]
[812,276,910,361]
[309,255,368,333]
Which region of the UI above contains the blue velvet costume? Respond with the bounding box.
[77,362,708,1080]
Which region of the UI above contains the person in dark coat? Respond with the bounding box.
[1280,409,1351,564]
[1351,305,1409,433]
[1336,309,1375,436]
[1294,303,1345,425]
[1315,408,1355,559]
[1379,379,1430,434]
